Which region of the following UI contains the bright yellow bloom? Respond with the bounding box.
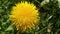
[9,1,40,32]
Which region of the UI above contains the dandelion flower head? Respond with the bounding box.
[10,1,40,31]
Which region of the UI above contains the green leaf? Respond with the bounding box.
[58,0,60,8]
[5,24,14,31]
[40,0,49,7]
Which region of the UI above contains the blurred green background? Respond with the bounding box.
[0,0,60,34]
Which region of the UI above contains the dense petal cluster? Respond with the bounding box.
[10,1,40,31]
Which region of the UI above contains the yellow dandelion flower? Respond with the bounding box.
[9,1,40,31]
